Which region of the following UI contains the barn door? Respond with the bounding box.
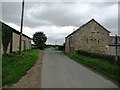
[23,40,26,51]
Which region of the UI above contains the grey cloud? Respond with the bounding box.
[26,2,118,28]
[24,17,53,27]
[2,2,118,28]
[2,1,118,44]
[103,17,118,29]
[2,2,21,25]
[46,36,64,45]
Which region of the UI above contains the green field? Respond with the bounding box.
[67,53,120,84]
[2,49,40,86]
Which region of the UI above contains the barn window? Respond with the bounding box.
[87,39,88,43]
[97,32,99,33]
[91,31,95,33]
[91,39,93,41]
[98,39,99,43]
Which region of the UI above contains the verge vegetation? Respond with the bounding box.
[66,52,120,85]
[2,49,40,86]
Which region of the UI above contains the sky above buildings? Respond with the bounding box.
[1,0,119,45]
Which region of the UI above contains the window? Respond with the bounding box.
[112,37,120,44]
[91,31,95,33]
[87,39,88,43]
[98,39,99,43]
[118,38,120,44]
[112,38,115,44]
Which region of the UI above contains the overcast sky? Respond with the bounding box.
[1,0,119,45]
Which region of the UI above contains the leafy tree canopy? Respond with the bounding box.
[33,32,47,49]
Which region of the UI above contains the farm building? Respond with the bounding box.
[1,21,32,54]
[65,19,120,55]
[109,36,120,55]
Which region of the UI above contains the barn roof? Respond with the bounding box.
[65,19,110,38]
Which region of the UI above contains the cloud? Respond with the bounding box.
[2,1,118,44]
[2,2,118,27]
[3,0,119,2]
[7,22,77,45]
[2,2,21,25]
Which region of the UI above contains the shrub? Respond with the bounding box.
[58,45,64,51]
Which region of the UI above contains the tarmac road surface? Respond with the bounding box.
[41,49,118,88]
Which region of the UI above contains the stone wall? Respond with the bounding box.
[65,19,110,55]
[1,22,31,54]
[65,38,69,53]
[3,32,31,54]
[74,20,110,55]
[12,32,31,52]
[21,35,31,51]
[108,46,120,55]
[65,33,76,53]
[12,32,20,52]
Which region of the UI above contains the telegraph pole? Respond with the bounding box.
[19,0,25,55]
[55,40,57,50]
[115,35,119,88]
[115,35,118,62]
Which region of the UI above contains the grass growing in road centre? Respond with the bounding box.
[2,49,40,86]
[67,53,120,84]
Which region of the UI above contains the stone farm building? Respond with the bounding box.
[1,21,32,54]
[65,19,120,55]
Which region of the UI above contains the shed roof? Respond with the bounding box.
[1,21,32,39]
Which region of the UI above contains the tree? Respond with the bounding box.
[33,32,47,49]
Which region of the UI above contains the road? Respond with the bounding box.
[41,49,118,88]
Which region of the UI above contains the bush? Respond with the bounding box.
[58,45,64,51]
[32,44,46,50]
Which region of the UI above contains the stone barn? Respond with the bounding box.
[65,19,120,55]
[1,21,32,54]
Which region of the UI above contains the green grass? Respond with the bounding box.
[0,57,2,87]
[2,49,39,86]
[67,53,120,84]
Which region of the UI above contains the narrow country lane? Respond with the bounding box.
[41,49,118,88]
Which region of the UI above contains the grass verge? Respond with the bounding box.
[66,53,120,84]
[2,49,40,86]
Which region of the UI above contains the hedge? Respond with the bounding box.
[76,50,120,65]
